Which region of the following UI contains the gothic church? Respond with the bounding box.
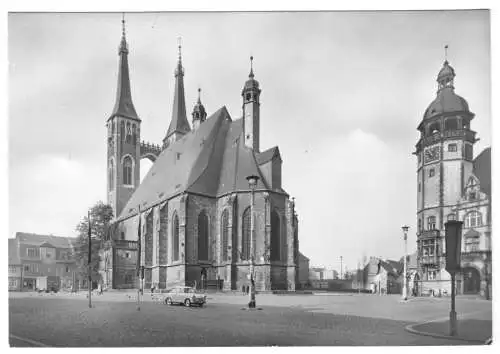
[102,20,299,291]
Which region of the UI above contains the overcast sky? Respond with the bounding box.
[8,10,491,272]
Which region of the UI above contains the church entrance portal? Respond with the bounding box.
[462,267,481,294]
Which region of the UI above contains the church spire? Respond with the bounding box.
[109,14,139,121]
[163,38,191,146]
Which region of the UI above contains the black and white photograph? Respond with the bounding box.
[4,3,496,348]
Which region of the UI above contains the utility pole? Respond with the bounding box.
[88,210,92,308]
[246,175,259,309]
[340,256,343,280]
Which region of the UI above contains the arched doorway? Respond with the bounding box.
[462,267,481,294]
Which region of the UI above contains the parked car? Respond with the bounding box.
[163,286,206,307]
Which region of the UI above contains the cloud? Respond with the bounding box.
[9,155,105,237]
[287,129,416,270]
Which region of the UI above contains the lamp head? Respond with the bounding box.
[246,175,260,189]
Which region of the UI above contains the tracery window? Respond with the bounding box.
[132,124,137,145]
[270,210,281,261]
[198,211,209,261]
[120,121,125,142]
[221,209,229,261]
[126,122,132,144]
[241,207,251,260]
[123,156,133,185]
[108,159,114,190]
[172,213,180,262]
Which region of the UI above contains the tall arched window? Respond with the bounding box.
[172,213,179,261]
[132,124,137,145]
[126,122,132,143]
[120,121,125,142]
[271,210,281,261]
[123,156,133,185]
[464,211,482,228]
[221,209,229,261]
[418,219,422,233]
[198,211,209,261]
[108,159,114,190]
[241,207,251,260]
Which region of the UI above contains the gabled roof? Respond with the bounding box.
[8,238,20,265]
[473,147,491,197]
[15,232,76,249]
[119,106,275,220]
[256,146,281,165]
[378,259,402,277]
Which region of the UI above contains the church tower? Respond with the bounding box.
[191,88,207,131]
[415,47,477,284]
[242,56,261,152]
[163,42,191,148]
[107,18,141,218]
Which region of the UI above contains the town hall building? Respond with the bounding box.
[413,52,491,298]
[101,20,299,292]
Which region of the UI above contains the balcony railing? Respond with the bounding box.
[419,255,439,265]
[114,240,138,249]
[415,129,477,151]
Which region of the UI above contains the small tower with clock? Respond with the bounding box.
[242,56,261,152]
[107,18,141,218]
[414,49,478,288]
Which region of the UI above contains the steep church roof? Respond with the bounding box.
[118,106,275,220]
[473,147,491,197]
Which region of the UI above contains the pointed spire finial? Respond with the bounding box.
[197,87,201,103]
[177,36,182,63]
[444,45,449,63]
[249,56,254,78]
[122,13,126,38]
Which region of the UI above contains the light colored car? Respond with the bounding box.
[163,286,206,307]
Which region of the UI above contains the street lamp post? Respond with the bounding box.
[340,256,343,280]
[246,174,260,309]
[401,225,409,301]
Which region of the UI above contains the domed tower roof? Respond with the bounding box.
[192,88,207,123]
[423,57,471,120]
[242,56,260,93]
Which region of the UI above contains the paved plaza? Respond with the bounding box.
[9,292,491,347]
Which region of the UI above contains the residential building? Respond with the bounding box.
[8,239,22,291]
[362,257,403,294]
[8,233,79,291]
